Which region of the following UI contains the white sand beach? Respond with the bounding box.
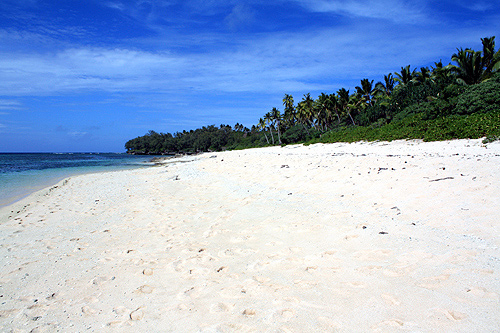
[1,139,499,332]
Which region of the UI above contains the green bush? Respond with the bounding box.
[281,125,321,144]
[456,75,500,115]
[315,110,500,144]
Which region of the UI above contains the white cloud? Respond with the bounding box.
[456,0,494,11]
[224,4,256,30]
[0,99,23,110]
[68,131,88,138]
[293,0,427,23]
[104,1,126,11]
[0,11,495,99]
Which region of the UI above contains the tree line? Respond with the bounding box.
[125,36,500,154]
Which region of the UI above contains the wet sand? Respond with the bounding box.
[1,139,499,332]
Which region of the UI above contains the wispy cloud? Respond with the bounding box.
[456,0,495,12]
[224,4,256,30]
[292,0,427,22]
[0,99,23,110]
[0,19,491,99]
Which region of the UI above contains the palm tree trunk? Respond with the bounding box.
[277,121,281,144]
[348,112,356,126]
[269,127,275,145]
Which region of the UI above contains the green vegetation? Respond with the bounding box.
[125,37,500,154]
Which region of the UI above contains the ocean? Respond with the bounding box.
[0,153,159,208]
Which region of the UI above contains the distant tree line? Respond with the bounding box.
[125,36,500,154]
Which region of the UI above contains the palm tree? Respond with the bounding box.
[451,48,484,85]
[451,37,500,85]
[296,93,314,130]
[234,123,244,132]
[271,107,282,144]
[394,65,416,86]
[314,93,336,131]
[282,94,296,128]
[415,67,432,83]
[329,93,342,125]
[355,78,376,106]
[348,93,367,123]
[258,118,269,144]
[431,60,453,82]
[481,36,500,73]
[374,74,395,97]
[337,88,355,126]
[264,111,275,144]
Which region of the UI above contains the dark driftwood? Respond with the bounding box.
[429,177,454,182]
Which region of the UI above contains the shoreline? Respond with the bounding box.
[0,157,158,210]
[1,139,499,331]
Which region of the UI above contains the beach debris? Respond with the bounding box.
[281,165,289,168]
[142,268,154,276]
[391,206,401,215]
[242,309,256,316]
[379,231,388,235]
[429,177,454,182]
[130,308,144,321]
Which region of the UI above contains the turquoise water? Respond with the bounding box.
[0,153,158,207]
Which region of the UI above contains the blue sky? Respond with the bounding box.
[0,0,499,152]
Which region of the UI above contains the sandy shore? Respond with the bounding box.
[1,139,499,332]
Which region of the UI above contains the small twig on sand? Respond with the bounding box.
[429,177,454,182]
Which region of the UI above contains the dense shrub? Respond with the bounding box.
[455,74,500,115]
[281,125,320,144]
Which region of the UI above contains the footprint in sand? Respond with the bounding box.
[253,275,271,283]
[356,265,383,275]
[230,235,251,243]
[353,249,392,261]
[180,286,204,299]
[344,234,359,240]
[432,308,467,321]
[293,280,319,288]
[417,274,450,289]
[317,316,342,330]
[210,302,234,313]
[219,287,246,300]
[0,309,20,318]
[136,285,154,294]
[382,269,402,277]
[280,309,295,320]
[82,305,97,315]
[91,275,115,286]
[381,293,401,305]
[130,307,145,321]
[107,321,124,327]
[466,287,499,299]
[371,319,405,331]
[218,247,256,258]
[113,306,129,315]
